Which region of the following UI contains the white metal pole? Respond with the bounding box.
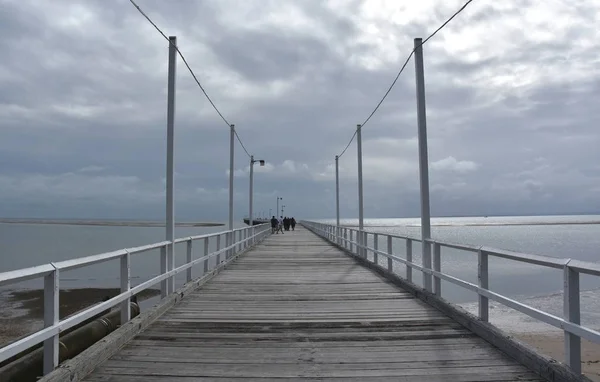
[229,124,235,258]
[357,124,364,258]
[335,155,340,244]
[249,155,254,227]
[166,36,177,294]
[414,37,432,292]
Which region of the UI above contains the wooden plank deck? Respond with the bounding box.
[83,226,543,381]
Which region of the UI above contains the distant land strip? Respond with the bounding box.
[0,219,224,227]
[345,221,600,228]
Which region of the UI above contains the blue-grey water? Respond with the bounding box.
[318,215,600,333]
[1,215,599,333]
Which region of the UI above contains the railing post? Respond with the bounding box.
[478,249,489,322]
[216,234,221,265]
[344,228,348,249]
[43,266,59,375]
[564,263,581,374]
[228,232,233,259]
[406,239,413,283]
[414,37,432,293]
[433,243,441,296]
[350,230,354,254]
[186,240,193,282]
[160,246,168,298]
[204,237,210,274]
[373,233,378,265]
[387,236,393,272]
[120,251,131,324]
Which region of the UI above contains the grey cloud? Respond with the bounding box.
[1,0,600,221]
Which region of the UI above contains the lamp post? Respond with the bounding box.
[276,197,283,217]
[249,156,265,226]
[281,205,286,216]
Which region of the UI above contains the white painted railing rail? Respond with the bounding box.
[301,220,600,375]
[0,223,271,375]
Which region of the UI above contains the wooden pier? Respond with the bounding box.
[73,227,544,381]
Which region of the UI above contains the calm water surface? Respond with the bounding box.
[1,215,599,332]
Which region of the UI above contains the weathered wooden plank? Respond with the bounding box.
[84,374,543,382]
[71,227,545,381]
[92,362,538,378]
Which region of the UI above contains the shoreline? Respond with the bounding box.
[0,219,224,227]
[514,332,600,381]
[0,287,160,347]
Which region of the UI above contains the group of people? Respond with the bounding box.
[270,216,296,234]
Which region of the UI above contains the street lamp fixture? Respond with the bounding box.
[249,156,266,226]
[276,197,283,218]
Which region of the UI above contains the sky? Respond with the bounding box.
[1,0,599,222]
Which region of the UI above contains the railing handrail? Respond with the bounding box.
[320,222,599,272]
[0,226,268,285]
[301,220,599,375]
[0,223,271,373]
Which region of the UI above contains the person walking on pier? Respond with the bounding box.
[277,216,284,234]
[283,217,290,231]
[291,217,296,231]
[270,216,278,234]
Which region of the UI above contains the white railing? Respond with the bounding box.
[0,223,271,375]
[301,220,600,375]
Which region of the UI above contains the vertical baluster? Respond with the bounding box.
[387,236,393,272]
[216,235,221,265]
[344,228,348,249]
[406,239,413,283]
[433,243,441,296]
[373,233,378,265]
[43,267,59,375]
[478,249,488,322]
[160,246,168,298]
[186,240,193,282]
[120,251,131,324]
[564,264,581,374]
[204,237,210,274]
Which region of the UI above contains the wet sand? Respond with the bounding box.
[0,288,160,347]
[0,219,224,227]
[515,333,600,381]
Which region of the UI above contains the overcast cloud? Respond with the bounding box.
[1,0,599,221]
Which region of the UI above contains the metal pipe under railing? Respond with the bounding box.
[0,224,272,375]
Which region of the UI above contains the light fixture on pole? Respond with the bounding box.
[281,205,286,216]
[249,156,265,226]
[276,197,283,217]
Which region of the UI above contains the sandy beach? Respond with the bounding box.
[515,333,600,381]
[0,287,160,348]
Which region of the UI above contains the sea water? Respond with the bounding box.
[1,215,599,334]
[317,215,600,333]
